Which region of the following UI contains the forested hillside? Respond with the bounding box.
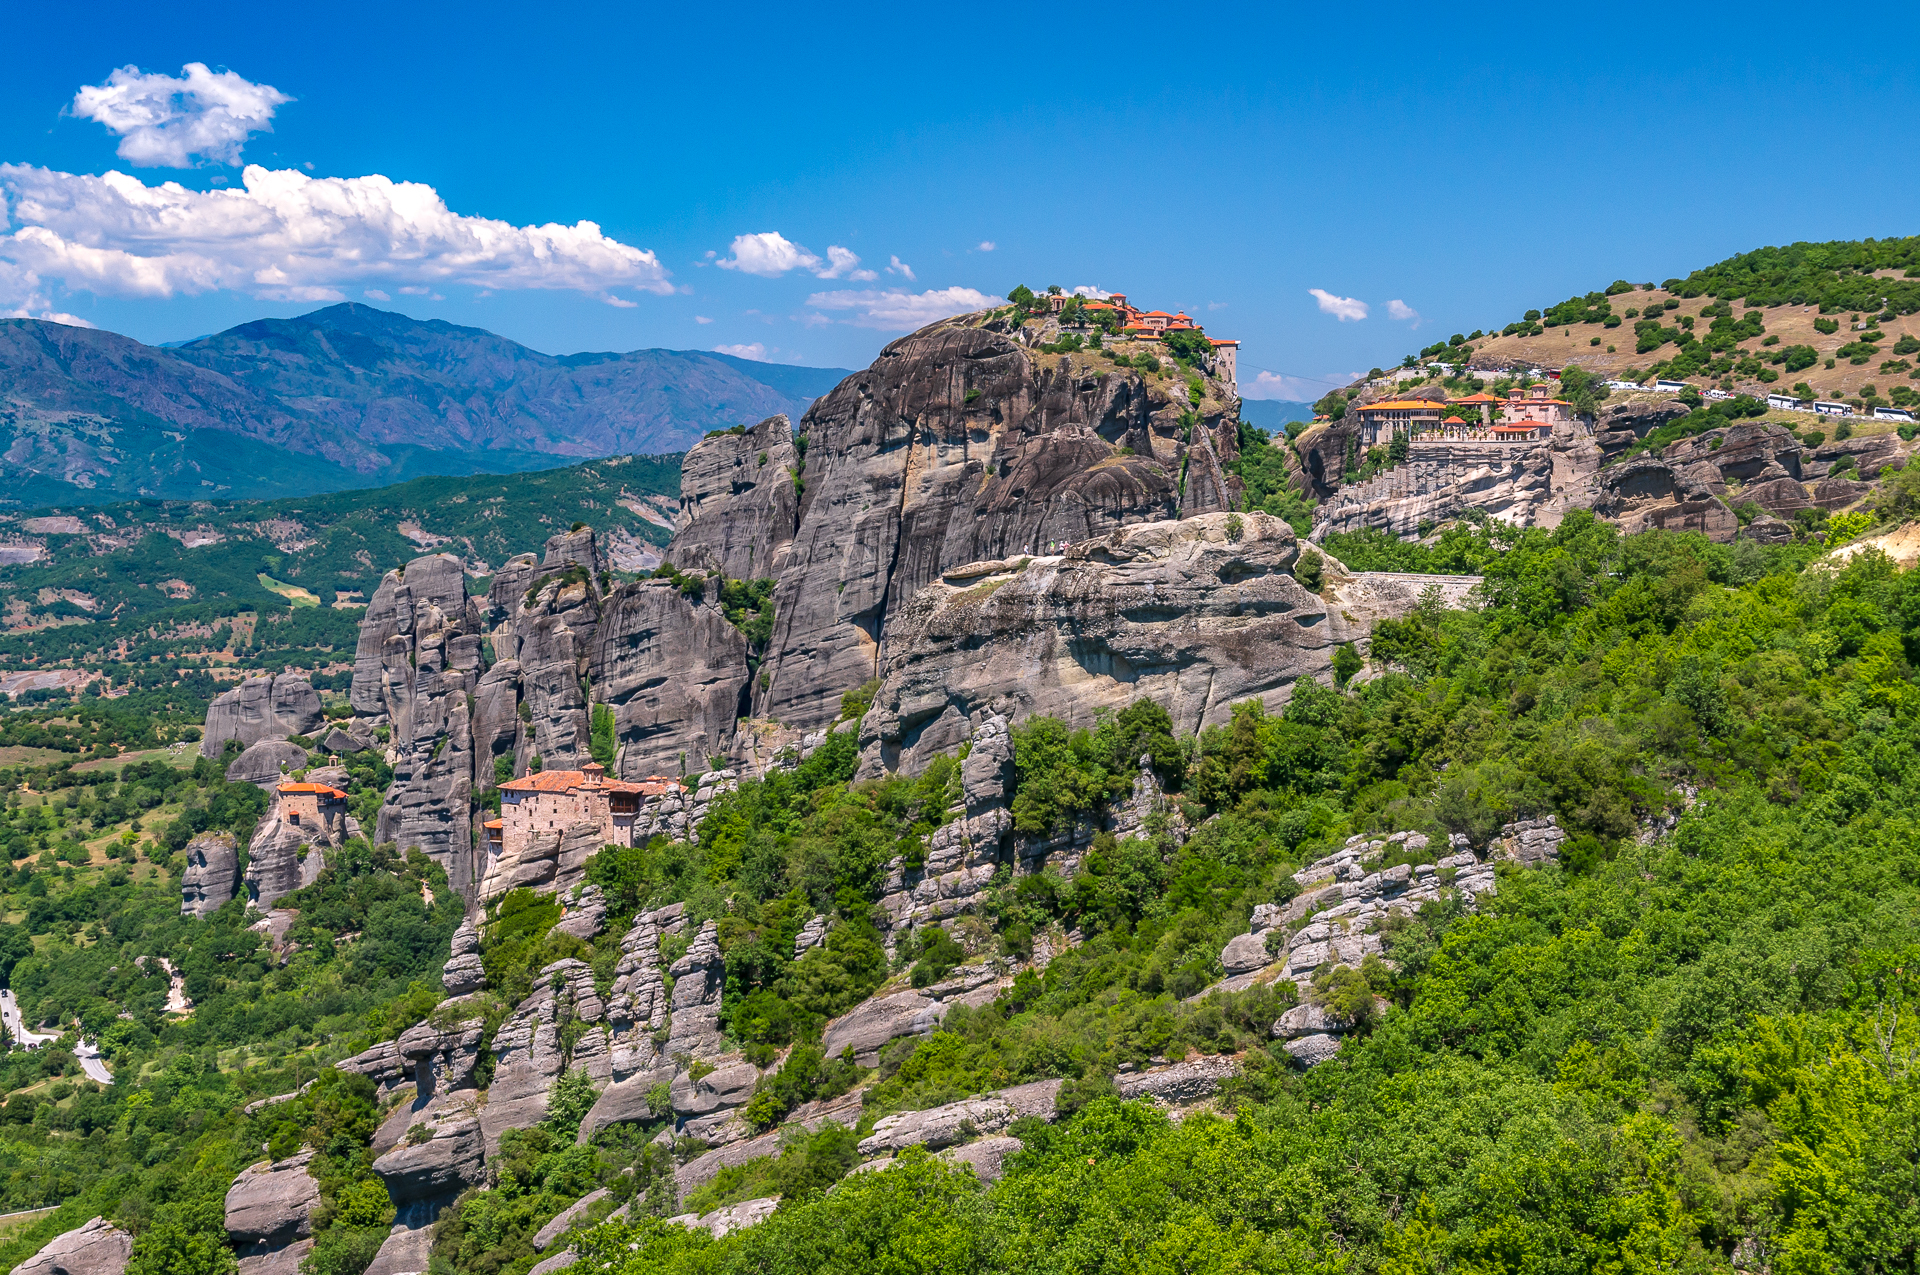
[2,509,1919,1273]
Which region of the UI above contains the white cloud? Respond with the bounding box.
[805,286,1001,331]
[886,255,915,281]
[694,315,713,324]
[1243,370,1359,401]
[0,163,674,303]
[363,289,389,302]
[1387,299,1421,326]
[1071,285,1110,299]
[976,241,996,252]
[714,342,768,360]
[1207,301,1228,311]
[716,232,818,277]
[72,63,291,168]
[717,232,876,280]
[1309,289,1368,322]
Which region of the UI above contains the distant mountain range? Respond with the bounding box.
[1239,398,1315,434]
[0,304,853,505]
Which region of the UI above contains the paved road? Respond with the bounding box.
[3,990,112,1082]
[73,1041,112,1085]
[0,990,58,1048]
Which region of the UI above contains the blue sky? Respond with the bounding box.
[3,1,1917,399]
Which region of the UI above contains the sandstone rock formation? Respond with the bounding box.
[1312,438,1559,537]
[201,675,323,759]
[440,921,486,996]
[180,831,240,918]
[589,580,749,778]
[661,921,725,1060]
[858,512,1356,776]
[12,1217,132,1275]
[666,414,802,581]
[856,1079,1061,1155]
[480,960,610,1152]
[757,314,1241,736]
[225,1151,322,1275]
[1112,1055,1240,1106]
[225,740,312,790]
[244,785,347,911]
[356,553,489,898]
[577,904,682,1141]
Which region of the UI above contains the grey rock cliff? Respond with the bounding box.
[479,960,610,1153]
[667,413,802,581]
[12,1218,132,1275]
[757,315,1238,736]
[180,831,239,918]
[224,1151,322,1257]
[589,581,749,779]
[225,740,312,790]
[201,675,323,759]
[858,512,1360,776]
[359,554,487,900]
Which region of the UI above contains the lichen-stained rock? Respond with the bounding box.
[858,512,1364,775]
[1113,1055,1239,1105]
[470,660,524,796]
[941,1135,1024,1183]
[576,905,680,1141]
[758,315,1238,736]
[201,674,324,759]
[371,1109,486,1204]
[333,1039,409,1100]
[820,988,944,1064]
[667,414,802,581]
[224,1150,322,1253]
[440,921,486,996]
[1311,439,1559,538]
[12,1217,133,1275]
[856,1079,1061,1156]
[1490,816,1567,866]
[552,883,608,940]
[225,739,312,789]
[588,580,749,779]
[180,831,239,918]
[359,553,489,901]
[245,785,348,911]
[662,921,725,1060]
[479,960,610,1153]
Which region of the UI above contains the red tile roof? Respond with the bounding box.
[500,770,594,793]
[277,782,346,799]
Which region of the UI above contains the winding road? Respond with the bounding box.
[1,989,112,1083]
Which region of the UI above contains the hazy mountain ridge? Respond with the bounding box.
[0,305,852,502]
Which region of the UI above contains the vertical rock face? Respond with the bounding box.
[181,831,239,918]
[662,920,726,1060]
[440,921,486,995]
[857,512,1350,775]
[200,675,323,758]
[244,816,329,911]
[225,740,313,790]
[589,582,749,778]
[224,1150,322,1265]
[577,902,684,1141]
[359,554,489,900]
[667,414,802,581]
[479,959,611,1153]
[757,316,1238,736]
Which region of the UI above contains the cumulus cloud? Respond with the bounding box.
[716,232,818,277]
[72,63,291,168]
[886,255,914,281]
[714,342,768,360]
[1387,299,1421,326]
[1244,370,1359,400]
[717,232,875,280]
[976,241,996,252]
[0,163,673,304]
[805,285,1001,331]
[1309,288,1368,322]
[694,315,713,324]
[1071,285,1110,299]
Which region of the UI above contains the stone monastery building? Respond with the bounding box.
[1352,383,1572,447]
[1077,292,1240,385]
[486,764,677,860]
